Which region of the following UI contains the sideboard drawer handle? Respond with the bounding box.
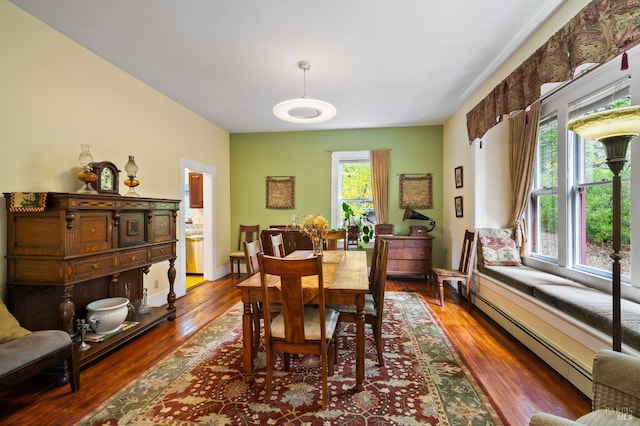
[91,263,100,269]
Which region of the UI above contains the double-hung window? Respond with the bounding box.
[331,151,373,229]
[529,48,636,288]
[569,79,631,278]
[531,112,559,261]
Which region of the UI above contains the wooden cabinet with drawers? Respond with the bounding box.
[4,192,180,367]
[261,228,313,256]
[380,234,433,278]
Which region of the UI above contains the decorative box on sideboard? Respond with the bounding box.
[4,192,180,367]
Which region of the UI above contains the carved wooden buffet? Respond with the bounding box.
[4,192,179,367]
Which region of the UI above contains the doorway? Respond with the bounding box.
[179,159,216,297]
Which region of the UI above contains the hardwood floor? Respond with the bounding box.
[0,275,591,425]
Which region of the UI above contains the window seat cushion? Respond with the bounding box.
[533,285,640,352]
[476,228,640,352]
[480,264,640,352]
[481,264,587,296]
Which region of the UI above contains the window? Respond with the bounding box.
[529,51,636,288]
[530,113,559,260]
[331,151,373,229]
[569,79,631,277]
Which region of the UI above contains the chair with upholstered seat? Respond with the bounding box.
[323,229,347,251]
[229,225,260,278]
[530,349,640,425]
[0,302,79,393]
[333,238,390,366]
[258,253,339,410]
[430,230,477,306]
[270,233,286,258]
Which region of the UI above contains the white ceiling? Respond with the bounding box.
[11,0,563,134]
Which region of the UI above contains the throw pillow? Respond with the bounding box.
[480,236,522,266]
[0,301,31,343]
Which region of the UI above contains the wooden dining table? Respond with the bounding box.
[236,250,369,391]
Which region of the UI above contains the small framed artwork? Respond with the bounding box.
[455,166,463,188]
[266,176,295,209]
[455,196,463,218]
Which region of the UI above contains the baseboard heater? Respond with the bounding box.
[471,289,592,395]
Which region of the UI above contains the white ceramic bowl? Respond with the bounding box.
[86,297,129,334]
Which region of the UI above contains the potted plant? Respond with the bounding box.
[341,202,374,248]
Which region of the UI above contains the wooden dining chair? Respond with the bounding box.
[229,225,260,278]
[333,238,390,366]
[368,237,383,291]
[258,253,339,410]
[270,233,286,258]
[323,229,347,251]
[243,239,264,356]
[346,225,359,249]
[374,223,394,236]
[430,230,477,306]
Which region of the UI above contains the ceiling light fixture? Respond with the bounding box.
[273,60,336,124]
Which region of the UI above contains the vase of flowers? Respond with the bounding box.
[300,214,328,256]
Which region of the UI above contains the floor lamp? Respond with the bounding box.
[566,105,640,352]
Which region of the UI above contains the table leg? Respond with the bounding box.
[242,301,255,381]
[354,293,365,392]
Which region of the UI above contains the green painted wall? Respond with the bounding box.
[230,125,445,268]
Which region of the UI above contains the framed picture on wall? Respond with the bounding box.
[399,174,433,209]
[455,166,463,188]
[266,176,295,209]
[455,196,463,218]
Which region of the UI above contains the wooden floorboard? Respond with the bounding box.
[0,274,591,426]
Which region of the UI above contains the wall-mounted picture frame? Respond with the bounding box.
[266,176,295,209]
[399,174,433,209]
[455,196,463,218]
[455,166,463,188]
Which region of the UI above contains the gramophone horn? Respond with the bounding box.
[402,207,436,232]
[403,207,429,221]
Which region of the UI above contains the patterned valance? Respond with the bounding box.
[467,0,640,143]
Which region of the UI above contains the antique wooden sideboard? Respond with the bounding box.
[261,227,313,256]
[380,234,433,278]
[4,192,179,367]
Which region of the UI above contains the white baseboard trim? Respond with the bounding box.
[472,289,593,396]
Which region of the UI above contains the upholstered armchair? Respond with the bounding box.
[530,350,640,425]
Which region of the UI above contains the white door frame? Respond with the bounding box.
[177,159,216,299]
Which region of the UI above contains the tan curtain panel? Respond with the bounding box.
[508,101,541,256]
[467,0,640,142]
[370,150,390,225]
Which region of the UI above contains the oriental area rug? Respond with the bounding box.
[80,292,503,425]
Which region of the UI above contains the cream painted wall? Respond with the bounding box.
[0,1,231,303]
[442,0,590,267]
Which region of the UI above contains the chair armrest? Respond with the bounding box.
[529,412,582,426]
[592,350,640,413]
